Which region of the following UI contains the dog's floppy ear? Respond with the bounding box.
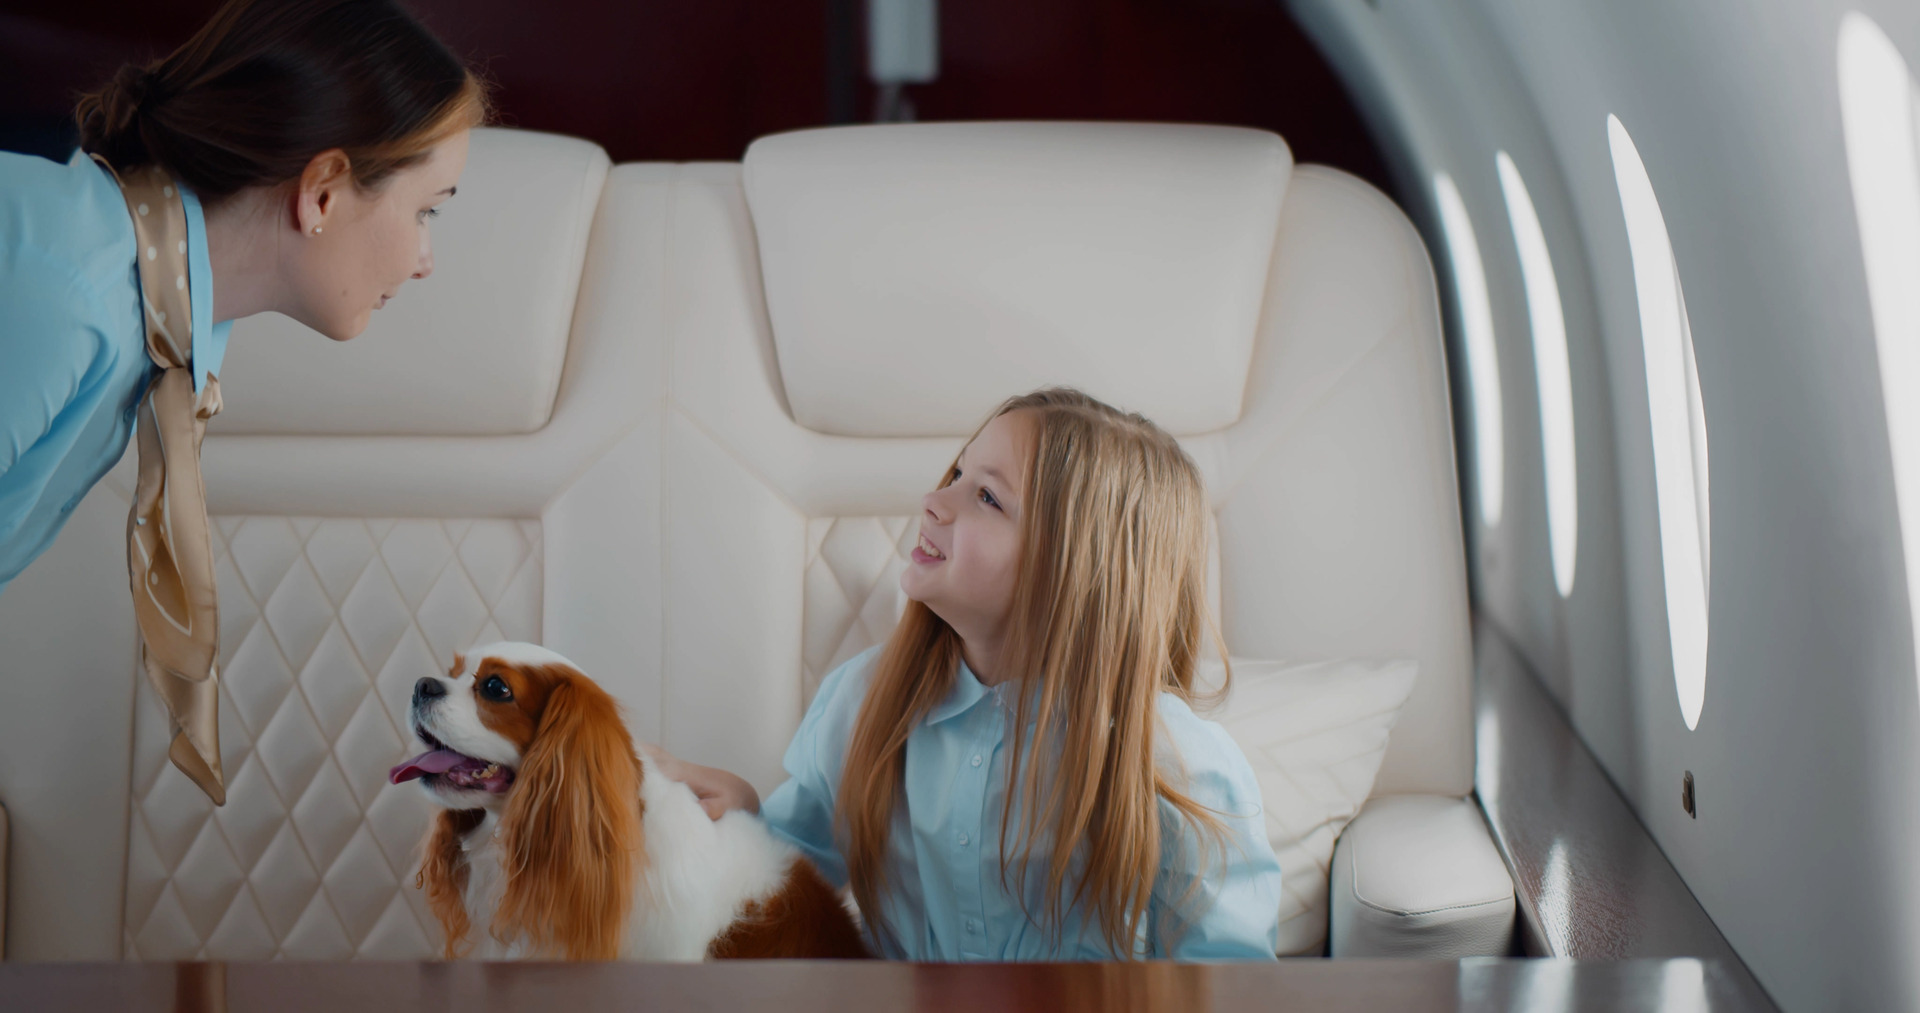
[493,668,643,960]
[418,807,485,958]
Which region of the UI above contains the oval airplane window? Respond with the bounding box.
[1497,151,1578,598]
[1609,115,1713,731]
[1840,13,1920,689]
[1434,172,1505,529]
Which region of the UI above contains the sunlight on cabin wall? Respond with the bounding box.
[1497,151,1578,599]
[1434,172,1505,530]
[1840,12,1920,702]
[1608,115,1712,732]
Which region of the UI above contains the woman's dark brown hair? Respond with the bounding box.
[75,0,488,203]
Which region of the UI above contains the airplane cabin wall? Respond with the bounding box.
[1289,1,1920,1011]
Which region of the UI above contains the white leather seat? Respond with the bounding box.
[0,122,1511,961]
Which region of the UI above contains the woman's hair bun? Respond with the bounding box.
[76,62,163,169]
[74,0,487,202]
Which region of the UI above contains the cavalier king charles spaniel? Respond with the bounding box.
[392,641,867,960]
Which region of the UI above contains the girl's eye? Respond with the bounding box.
[480,675,513,702]
[979,487,1001,510]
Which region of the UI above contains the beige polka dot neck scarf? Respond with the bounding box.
[96,156,228,806]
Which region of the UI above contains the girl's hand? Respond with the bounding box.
[641,744,761,820]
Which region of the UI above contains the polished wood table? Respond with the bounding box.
[0,957,1775,1012]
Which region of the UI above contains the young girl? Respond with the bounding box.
[665,388,1282,959]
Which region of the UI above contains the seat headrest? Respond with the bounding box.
[743,123,1292,437]
[215,128,610,436]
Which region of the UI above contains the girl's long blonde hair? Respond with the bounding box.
[837,388,1229,957]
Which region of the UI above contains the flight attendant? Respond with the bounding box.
[0,0,487,803]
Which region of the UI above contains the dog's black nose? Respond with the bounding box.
[413,678,447,705]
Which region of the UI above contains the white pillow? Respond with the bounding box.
[1196,657,1420,956]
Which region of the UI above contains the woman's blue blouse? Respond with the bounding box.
[760,645,1285,961]
[0,149,230,593]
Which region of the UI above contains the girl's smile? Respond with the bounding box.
[899,408,1036,682]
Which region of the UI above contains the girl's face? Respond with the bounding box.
[289,129,470,341]
[902,409,1036,654]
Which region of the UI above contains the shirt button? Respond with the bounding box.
[966,919,979,934]
[971,754,983,767]
[957,832,970,846]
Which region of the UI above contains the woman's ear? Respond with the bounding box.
[417,807,485,959]
[294,147,352,235]
[493,671,643,960]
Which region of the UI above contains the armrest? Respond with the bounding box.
[1329,794,1515,957]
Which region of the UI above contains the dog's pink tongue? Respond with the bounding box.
[389,749,467,784]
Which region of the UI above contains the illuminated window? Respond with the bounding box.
[1434,172,1504,529]
[1497,152,1578,597]
[1609,115,1712,731]
[1840,13,1920,688]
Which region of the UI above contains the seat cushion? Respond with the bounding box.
[120,516,543,960]
[1200,657,1419,955]
[1329,794,1515,958]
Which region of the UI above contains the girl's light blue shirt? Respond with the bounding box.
[0,149,231,594]
[761,645,1285,961]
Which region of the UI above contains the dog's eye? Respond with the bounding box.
[480,675,514,702]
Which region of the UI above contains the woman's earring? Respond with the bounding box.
[310,226,322,236]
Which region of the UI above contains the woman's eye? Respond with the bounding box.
[418,207,440,223]
[480,675,513,701]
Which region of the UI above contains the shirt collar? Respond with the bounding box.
[925,658,990,726]
[176,182,232,396]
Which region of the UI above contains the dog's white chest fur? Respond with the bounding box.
[459,756,801,960]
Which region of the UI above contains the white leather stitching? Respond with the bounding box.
[123,516,541,960]
[802,517,915,706]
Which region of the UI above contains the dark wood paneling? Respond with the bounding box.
[0,0,1387,190]
[0,957,1776,1012]
[1474,616,1777,1011]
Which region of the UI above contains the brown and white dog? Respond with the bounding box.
[392,641,867,960]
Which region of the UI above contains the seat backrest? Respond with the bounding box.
[647,122,1471,799]
[0,123,1469,962]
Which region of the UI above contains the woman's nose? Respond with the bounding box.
[413,236,435,280]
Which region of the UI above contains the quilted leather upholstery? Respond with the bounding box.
[122,518,541,960]
[803,517,915,706]
[117,508,908,960]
